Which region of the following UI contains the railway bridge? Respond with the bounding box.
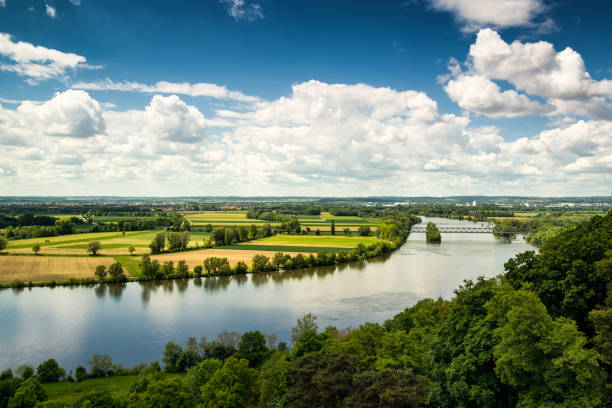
[410,226,527,234]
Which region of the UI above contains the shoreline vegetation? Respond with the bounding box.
[1,210,609,407]
[0,214,420,289]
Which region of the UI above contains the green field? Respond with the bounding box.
[5,231,144,250]
[220,244,350,253]
[243,235,382,247]
[42,373,185,403]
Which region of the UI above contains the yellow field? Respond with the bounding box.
[0,256,118,283]
[151,248,304,270]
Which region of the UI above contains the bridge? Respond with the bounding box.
[410,226,528,234]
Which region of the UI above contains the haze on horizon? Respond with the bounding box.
[0,0,611,197]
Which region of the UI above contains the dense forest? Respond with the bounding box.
[1,211,609,407]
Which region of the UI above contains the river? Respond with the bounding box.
[0,217,534,371]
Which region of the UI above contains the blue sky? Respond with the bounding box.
[0,0,611,196]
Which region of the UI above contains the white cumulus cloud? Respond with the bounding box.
[0,82,610,196]
[0,32,99,83]
[427,0,548,31]
[443,29,612,119]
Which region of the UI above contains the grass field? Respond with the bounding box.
[4,230,211,256]
[0,256,117,283]
[220,244,350,253]
[242,235,382,248]
[43,374,185,403]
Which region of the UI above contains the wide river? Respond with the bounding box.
[0,217,534,371]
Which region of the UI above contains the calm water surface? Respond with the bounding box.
[0,217,534,370]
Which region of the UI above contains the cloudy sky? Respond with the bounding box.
[0,0,611,196]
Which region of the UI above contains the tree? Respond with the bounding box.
[331,220,335,235]
[87,241,101,256]
[487,288,605,407]
[236,331,269,368]
[88,354,114,378]
[15,366,33,380]
[73,389,117,408]
[140,255,161,279]
[212,228,226,246]
[107,262,127,283]
[425,222,441,243]
[31,243,40,256]
[249,224,258,239]
[284,351,359,408]
[94,265,107,281]
[200,357,256,408]
[7,378,46,408]
[0,237,8,251]
[129,377,196,408]
[255,351,290,408]
[344,370,427,408]
[128,246,135,255]
[75,366,87,382]
[188,358,223,389]
[161,261,175,277]
[194,265,203,277]
[177,260,189,278]
[54,218,74,235]
[358,226,371,236]
[149,232,166,254]
[344,228,351,236]
[291,313,318,344]
[36,359,64,383]
[162,341,183,373]
[271,252,286,270]
[233,261,248,274]
[251,254,271,273]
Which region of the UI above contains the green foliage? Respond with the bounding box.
[284,351,359,408]
[75,366,87,383]
[176,260,189,278]
[129,377,196,408]
[7,378,46,408]
[86,240,101,256]
[203,257,231,275]
[0,237,7,250]
[149,232,166,254]
[488,287,604,408]
[162,342,183,373]
[139,255,161,279]
[200,357,256,408]
[425,222,441,242]
[94,265,107,281]
[254,352,290,408]
[73,389,117,408]
[88,354,114,378]
[187,358,223,389]
[107,263,127,283]
[429,278,515,408]
[291,313,318,345]
[36,360,65,383]
[344,369,427,408]
[251,254,271,273]
[31,243,40,255]
[236,331,269,368]
[504,211,612,332]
